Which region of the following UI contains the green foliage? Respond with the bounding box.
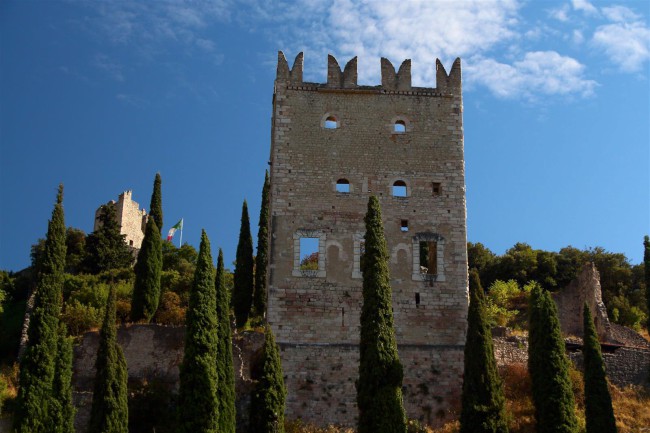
[131,218,163,322]
[644,235,650,330]
[61,300,103,336]
[128,379,178,433]
[233,200,255,328]
[608,295,646,330]
[88,286,129,433]
[154,291,186,325]
[357,196,406,433]
[14,185,67,433]
[460,270,508,433]
[254,171,271,317]
[84,204,134,273]
[149,172,163,234]
[299,252,319,270]
[216,249,236,433]
[50,327,75,433]
[178,230,219,433]
[484,280,521,327]
[64,227,86,274]
[582,304,617,433]
[250,324,287,433]
[528,283,578,433]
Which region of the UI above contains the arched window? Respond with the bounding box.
[394,120,406,133]
[336,178,350,193]
[392,180,407,197]
[325,116,338,129]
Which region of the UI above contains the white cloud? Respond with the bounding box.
[592,20,650,72]
[601,5,640,23]
[549,5,570,22]
[572,0,598,16]
[465,51,598,100]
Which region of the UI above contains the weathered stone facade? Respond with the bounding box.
[267,52,469,427]
[94,190,147,249]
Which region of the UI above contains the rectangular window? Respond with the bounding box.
[299,237,319,270]
[419,241,437,275]
[432,182,442,196]
[400,220,409,232]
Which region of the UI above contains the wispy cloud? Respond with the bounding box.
[592,7,650,72]
[94,53,124,82]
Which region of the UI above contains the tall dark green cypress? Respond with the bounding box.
[233,200,254,327]
[644,235,650,330]
[51,325,76,433]
[460,270,508,433]
[84,203,134,273]
[15,185,67,433]
[254,171,270,317]
[131,218,163,322]
[528,283,578,433]
[88,286,129,433]
[583,304,617,433]
[216,249,236,433]
[250,324,286,433]
[149,173,163,234]
[178,230,219,433]
[356,196,406,433]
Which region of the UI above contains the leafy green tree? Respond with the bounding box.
[233,200,254,327]
[583,304,617,433]
[644,235,650,330]
[528,283,578,433]
[254,171,270,317]
[149,173,163,234]
[460,270,508,433]
[356,196,406,433]
[88,286,129,433]
[14,185,67,433]
[50,326,75,433]
[131,218,163,322]
[250,324,286,433]
[84,204,134,273]
[467,242,498,286]
[65,227,86,274]
[178,230,219,433]
[216,249,236,433]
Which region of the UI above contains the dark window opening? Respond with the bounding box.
[325,116,338,129]
[432,182,441,196]
[336,179,350,193]
[129,240,134,246]
[394,120,406,133]
[393,180,407,197]
[299,237,319,270]
[341,307,345,327]
[400,220,409,232]
[415,292,421,307]
[419,241,437,275]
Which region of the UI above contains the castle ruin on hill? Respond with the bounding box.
[94,190,147,249]
[266,52,469,426]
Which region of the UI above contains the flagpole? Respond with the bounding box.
[179,218,183,248]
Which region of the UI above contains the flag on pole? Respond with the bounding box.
[167,219,183,241]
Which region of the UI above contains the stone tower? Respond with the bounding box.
[94,190,147,249]
[267,52,468,427]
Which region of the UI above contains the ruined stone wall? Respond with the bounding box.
[93,190,147,249]
[267,52,468,427]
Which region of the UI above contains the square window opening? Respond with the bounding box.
[299,237,319,270]
[336,179,350,193]
[393,180,407,197]
[432,182,442,196]
[419,241,438,275]
[400,220,409,232]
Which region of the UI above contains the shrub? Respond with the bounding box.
[60,300,103,336]
[154,291,186,326]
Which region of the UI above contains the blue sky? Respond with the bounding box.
[1,0,648,272]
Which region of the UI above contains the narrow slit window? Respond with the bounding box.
[432,182,442,196]
[325,116,338,129]
[415,292,420,307]
[393,180,407,197]
[400,220,409,232]
[299,237,319,270]
[394,120,406,133]
[336,179,350,193]
[419,241,438,275]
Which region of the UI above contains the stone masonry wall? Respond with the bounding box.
[94,190,147,249]
[267,52,468,428]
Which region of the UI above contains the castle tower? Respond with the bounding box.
[94,190,148,249]
[267,52,468,427]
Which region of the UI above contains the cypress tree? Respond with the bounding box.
[51,326,76,433]
[254,171,270,317]
[149,172,163,234]
[460,270,508,433]
[216,249,236,433]
[14,184,67,433]
[250,324,286,433]
[88,286,129,433]
[356,196,406,433]
[131,217,163,322]
[583,304,617,433]
[84,203,133,273]
[178,230,219,433]
[644,235,649,330]
[528,283,578,433]
[233,200,254,327]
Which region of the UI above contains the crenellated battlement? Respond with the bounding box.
[275,51,461,94]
